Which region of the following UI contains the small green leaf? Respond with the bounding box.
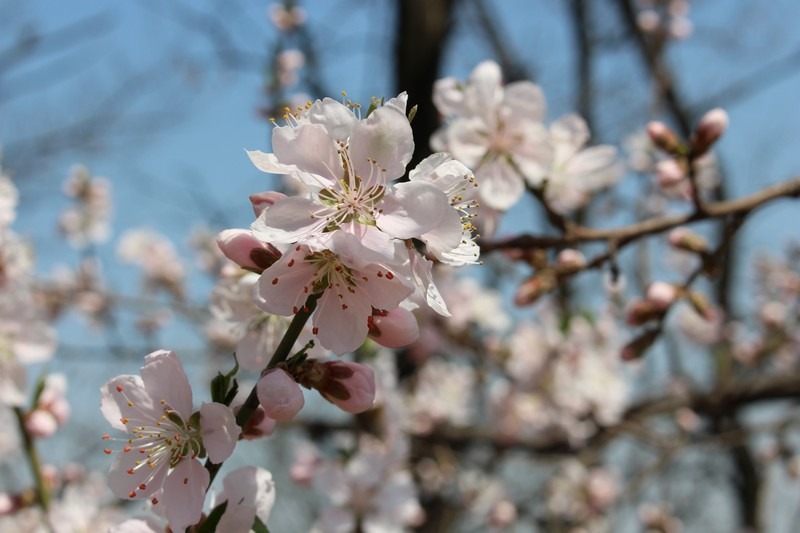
[407,104,418,124]
[198,500,228,533]
[252,515,271,533]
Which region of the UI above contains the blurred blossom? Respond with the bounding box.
[59,165,112,249]
[117,229,186,299]
[405,359,474,434]
[268,2,307,31]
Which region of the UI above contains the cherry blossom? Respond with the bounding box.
[432,60,548,211]
[100,350,240,532]
[256,233,414,354]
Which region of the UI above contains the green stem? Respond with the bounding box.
[12,406,50,512]
[204,295,319,486]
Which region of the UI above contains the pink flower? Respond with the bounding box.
[256,368,305,421]
[100,350,240,532]
[256,233,414,355]
[432,60,548,210]
[248,93,455,261]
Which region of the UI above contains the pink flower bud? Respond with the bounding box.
[217,229,282,273]
[668,227,708,254]
[625,298,665,326]
[655,159,685,188]
[691,108,728,156]
[647,121,683,155]
[25,410,58,439]
[646,281,678,309]
[241,405,277,440]
[249,191,287,218]
[256,368,305,421]
[514,271,556,306]
[556,248,586,271]
[368,307,419,348]
[314,361,376,414]
[620,329,659,361]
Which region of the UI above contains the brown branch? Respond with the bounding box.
[482,175,800,253]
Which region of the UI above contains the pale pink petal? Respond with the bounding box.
[272,123,342,184]
[251,196,331,243]
[447,117,489,168]
[502,81,546,122]
[420,209,463,259]
[256,369,305,421]
[349,98,414,181]
[476,158,525,210]
[216,467,276,532]
[199,402,240,463]
[250,191,288,218]
[313,288,372,355]
[551,114,589,153]
[308,98,358,140]
[107,446,168,500]
[140,350,192,417]
[357,264,415,311]
[433,76,465,116]
[409,252,450,317]
[377,182,450,239]
[256,247,316,316]
[564,145,620,188]
[101,375,158,431]
[246,150,295,175]
[110,518,161,533]
[162,458,209,532]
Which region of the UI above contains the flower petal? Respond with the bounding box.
[140,350,192,417]
[251,196,331,244]
[349,97,414,181]
[162,459,209,532]
[378,182,450,239]
[216,467,277,532]
[200,402,240,463]
[272,123,342,185]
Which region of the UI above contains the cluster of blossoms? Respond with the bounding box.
[432,60,620,231]
[227,91,479,356]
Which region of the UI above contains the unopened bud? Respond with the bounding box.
[249,191,287,218]
[655,159,685,188]
[646,281,679,309]
[311,361,376,414]
[686,290,716,321]
[241,405,277,440]
[217,229,282,273]
[668,227,708,254]
[256,368,304,421]
[691,108,728,157]
[647,121,684,155]
[555,248,586,273]
[620,329,660,361]
[625,298,666,326]
[368,307,419,348]
[514,271,557,306]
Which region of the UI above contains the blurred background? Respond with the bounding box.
[3,0,800,531]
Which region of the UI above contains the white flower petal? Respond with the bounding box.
[141,350,193,417]
[377,181,450,239]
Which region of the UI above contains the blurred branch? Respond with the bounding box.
[483,175,800,253]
